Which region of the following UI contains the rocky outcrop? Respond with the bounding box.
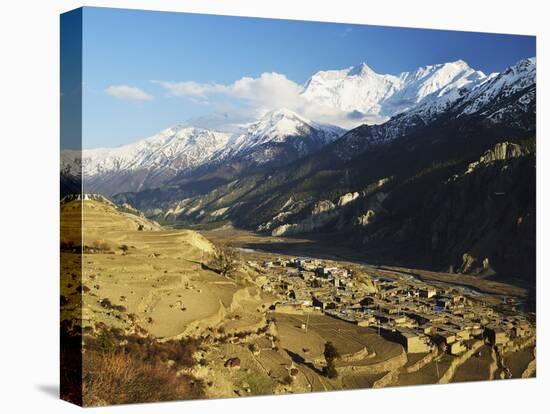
[337,192,360,207]
[465,142,528,175]
[356,210,376,227]
[267,176,393,236]
[272,224,296,237]
[312,200,335,215]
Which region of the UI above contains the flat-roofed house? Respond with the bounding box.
[484,326,509,345]
[449,341,467,355]
[433,329,456,346]
[419,288,437,298]
[393,329,431,353]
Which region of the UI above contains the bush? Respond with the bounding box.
[82,351,203,406]
[322,363,338,379]
[99,298,126,312]
[207,244,240,277]
[322,342,339,379]
[85,328,202,368]
[323,341,339,360]
[92,239,111,251]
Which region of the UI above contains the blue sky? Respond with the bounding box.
[78,7,536,148]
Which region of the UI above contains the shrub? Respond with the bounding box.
[323,341,339,360]
[82,351,203,406]
[207,244,240,277]
[99,298,126,312]
[92,239,111,251]
[322,363,338,379]
[322,341,339,379]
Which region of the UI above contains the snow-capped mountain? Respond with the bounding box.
[216,108,344,165]
[238,108,341,148]
[86,126,230,175]
[62,126,232,194]
[458,57,536,119]
[332,57,536,159]
[301,60,486,123]
[62,109,344,195]
[62,57,535,198]
[62,126,231,177]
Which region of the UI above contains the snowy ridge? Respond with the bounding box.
[333,57,536,160]
[218,108,344,161]
[459,57,536,116]
[62,126,231,178]
[61,108,344,190]
[61,57,535,194]
[301,60,486,123]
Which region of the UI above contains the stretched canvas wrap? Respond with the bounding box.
[60,7,536,407]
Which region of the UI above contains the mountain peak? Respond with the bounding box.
[248,108,312,142]
[459,57,536,117]
[449,59,469,67]
[301,58,491,123]
[265,107,307,121]
[348,62,376,76]
[409,59,475,79]
[511,57,536,72]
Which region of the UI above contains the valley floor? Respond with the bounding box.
[60,201,536,405]
[200,228,530,301]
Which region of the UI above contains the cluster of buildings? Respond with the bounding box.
[249,257,535,356]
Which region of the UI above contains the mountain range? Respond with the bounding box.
[62,108,344,195]
[301,59,487,123]
[62,58,503,196]
[61,57,536,285]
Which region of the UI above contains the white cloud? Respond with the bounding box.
[228,72,303,108]
[153,72,373,130]
[105,85,153,101]
[151,80,224,98]
[153,72,301,107]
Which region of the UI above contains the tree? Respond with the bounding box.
[322,341,339,379]
[208,244,240,278]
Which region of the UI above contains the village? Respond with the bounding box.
[246,255,535,358]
